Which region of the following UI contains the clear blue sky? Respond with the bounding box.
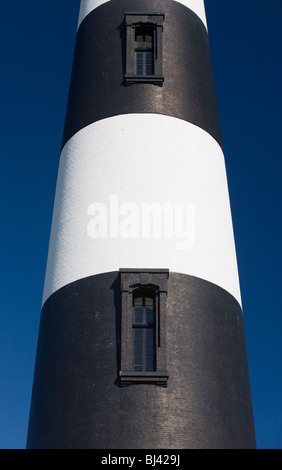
[0,0,281,449]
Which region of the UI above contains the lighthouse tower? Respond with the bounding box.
[27,0,256,449]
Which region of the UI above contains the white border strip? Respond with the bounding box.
[77,0,207,29]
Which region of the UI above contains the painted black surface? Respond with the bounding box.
[62,0,222,148]
[27,272,256,449]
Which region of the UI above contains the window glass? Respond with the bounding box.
[135,26,153,76]
[135,27,153,47]
[133,293,156,372]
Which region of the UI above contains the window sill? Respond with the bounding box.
[124,74,164,86]
[119,370,169,387]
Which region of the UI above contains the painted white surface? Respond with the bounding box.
[77,0,207,29]
[77,0,108,28]
[42,114,241,306]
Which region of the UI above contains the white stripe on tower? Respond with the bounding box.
[43,115,241,306]
[77,0,207,29]
[42,0,241,307]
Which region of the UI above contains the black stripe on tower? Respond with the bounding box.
[27,272,256,449]
[62,0,222,148]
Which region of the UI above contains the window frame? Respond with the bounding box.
[119,269,169,387]
[124,13,165,86]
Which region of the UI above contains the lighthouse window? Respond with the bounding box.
[119,269,169,387]
[124,13,164,86]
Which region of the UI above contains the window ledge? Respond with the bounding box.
[119,370,169,387]
[124,74,164,86]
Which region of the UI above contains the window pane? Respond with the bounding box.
[146,343,154,354]
[134,346,142,355]
[135,329,142,338]
[146,355,154,365]
[146,329,154,338]
[146,355,154,372]
[135,355,142,365]
[145,52,153,75]
[135,338,142,348]
[133,292,156,372]
[146,349,154,359]
[135,27,153,43]
[136,52,143,75]
[145,328,153,338]
[146,308,153,323]
[136,42,152,50]
[134,307,143,323]
[134,297,142,306]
